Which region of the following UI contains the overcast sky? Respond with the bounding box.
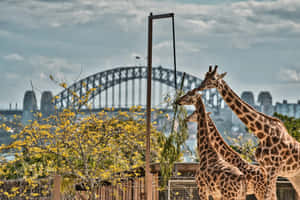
[0,0,300,109]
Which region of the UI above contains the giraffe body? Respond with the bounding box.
[187,111,267,199]
[196,65,300,199]
[177,92,246,200]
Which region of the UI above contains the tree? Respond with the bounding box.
[274,112,300,142]
[158,90,189,188]
[0,84,163,200]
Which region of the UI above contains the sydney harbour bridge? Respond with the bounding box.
[53,66,220,110]
[2,66,223,121]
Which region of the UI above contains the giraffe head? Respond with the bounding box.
[175,89,202,106]
[197,65,227,91]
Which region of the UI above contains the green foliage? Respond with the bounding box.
[158,90,189,188]
[228,135,257,162]
[274,112,300,141]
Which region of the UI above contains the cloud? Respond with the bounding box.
[279,67,300,82]
[2,0,300,43]
[3,53,24,61]
[28,56,82,83]
[1,0,300,105]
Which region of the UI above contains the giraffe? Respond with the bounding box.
[195,65,300,200]
[177,91,246,200]
[186,110,267,199]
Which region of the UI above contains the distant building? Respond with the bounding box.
[275,100,300,118]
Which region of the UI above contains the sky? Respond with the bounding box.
[0,0,300,109]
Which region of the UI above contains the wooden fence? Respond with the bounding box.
[0,174,298,200]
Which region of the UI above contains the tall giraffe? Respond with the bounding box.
[187,110,267,199]
[177,92,246,200]
[195,65,300,200]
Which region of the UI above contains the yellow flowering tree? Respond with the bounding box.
[0,83,162,200]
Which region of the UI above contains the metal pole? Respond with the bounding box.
[171,14,177,90]
[146,12,153,200]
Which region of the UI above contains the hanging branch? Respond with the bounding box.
[171,73,186,133]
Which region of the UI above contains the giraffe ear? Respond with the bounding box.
[206,112,212,116]
[218,72,227,79]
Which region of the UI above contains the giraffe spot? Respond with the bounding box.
[271,147,278,154]
[222,90,227,96]
[220,149,225,155]
[263,149,269,155]
[235,109,242,115]
[226,97,232,103]
[225,151,230,158]
[250,126,256,132]
[251,113,257,118]
[257,132,265,139]
[272,137,280,144]
[215,144,219,149]
[228,92,234,98]
[264,157,272,165]
[255,147,262,158]
[242,106,249,113]
[200,121,204,127]
[255,121,262,130]
[292,164,298,170]
[266,137,272,147]
[287,158,293,165]
[230,104,235,110]
[264,124,270,133]
[246,174,251,180]
[282,166,286,171]
[235,100,242,107]
[275,128,281,137]
[240,117,248,124]
[200,137,205,143]
[246,115,254,121]
[292,148,298,154]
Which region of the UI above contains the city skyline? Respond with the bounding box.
[1,0,300,108]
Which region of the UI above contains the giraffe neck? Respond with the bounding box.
[195,99,217,161]
[217,80,276,139]
[206,114,249,169]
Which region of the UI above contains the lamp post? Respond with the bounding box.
[146,12,176,200]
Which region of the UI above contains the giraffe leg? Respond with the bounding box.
[220,180,246,200]
[287,174,300,200]
[264,173,278,200]
[195,177,209,200]
[197,187,209,200]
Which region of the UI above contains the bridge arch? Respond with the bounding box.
[54,66,221,110]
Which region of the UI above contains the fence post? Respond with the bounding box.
[52,175,61,200]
